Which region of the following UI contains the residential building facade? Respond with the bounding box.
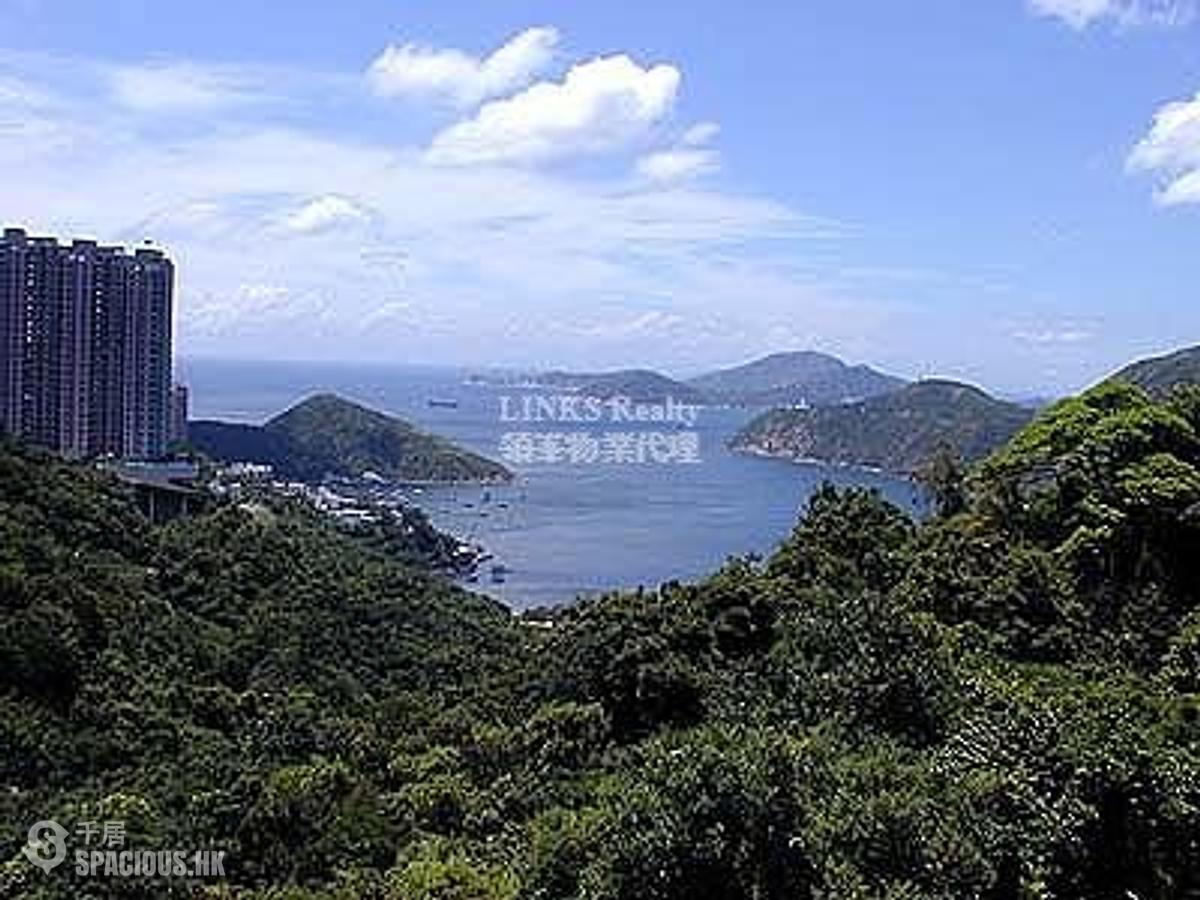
[0,227,175,459]
[169,383,189,446]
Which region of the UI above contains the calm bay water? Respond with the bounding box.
[179,357,926,609]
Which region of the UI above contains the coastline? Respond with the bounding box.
[729,443,913,480]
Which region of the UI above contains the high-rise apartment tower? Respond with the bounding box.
[0,227,174,459]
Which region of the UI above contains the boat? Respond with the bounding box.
[428,398,459,409]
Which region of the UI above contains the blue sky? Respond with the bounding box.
[2,0,1199,394]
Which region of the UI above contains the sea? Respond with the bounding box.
[179,357,927,610]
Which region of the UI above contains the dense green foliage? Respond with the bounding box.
[1109,343,1200,399]
[686,350,905,408]
[0,442,521,897]
[4,381,1200,898]
[189,393,511,483]
[732,379,1034,473]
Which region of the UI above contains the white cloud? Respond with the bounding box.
[636,119,721,182]
[1030,0,1120,27]
[568,310,689,341]
[0,46,916,374]
[1128,91,1200,205]
[1028,0,1195,29]
[1154,169,1200,204]
[238,283,291,304]
[635,148,719,182]
[0,75,50,107]
[1,112,828,355]
[0,69,93,155]
[109,61,266,112]
[681,121,720,147]
[367,26,558,107]
[284,195,370,233]
[188,282,335,337]
[426,54,680,166]
[1013,327,1094,344]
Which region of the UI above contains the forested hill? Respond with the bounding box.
[1109,343,1200,398]
[0,441,524,897]
[189,392,511,482]
[4,380,1200,898]
[731,378,1033,473]
[536,368,709,404]
[687,350,905,407]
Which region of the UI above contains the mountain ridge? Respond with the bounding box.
[1108,344,1200,399]
[687,350,906,407]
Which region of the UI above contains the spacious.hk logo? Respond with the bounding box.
[21,818,226,879]
[23,820,68,872]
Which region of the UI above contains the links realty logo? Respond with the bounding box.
[496,393,704,466]
[21,818,225,879]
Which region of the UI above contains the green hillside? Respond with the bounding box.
[189,393,511,483]
[732,378,1033,473]
[0,441,524,897]
[1109,344,1200,398]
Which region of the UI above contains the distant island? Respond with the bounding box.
[731,378,1034,473]
[468,351,905,409]
[686,350,906,407]
[1108,343,1200,399]
[189,393,511,483]
[531,368,709,405]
